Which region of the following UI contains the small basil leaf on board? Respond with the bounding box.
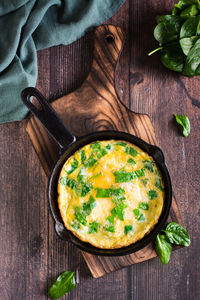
[164,222,191,246]
[179,36,199,55]
[174,114,190,137]
[183,38,200,76]
[161,43,185,72]
[155,234,172,265]
[48,271,76,299]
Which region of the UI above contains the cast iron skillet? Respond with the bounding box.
[21,87,172,256]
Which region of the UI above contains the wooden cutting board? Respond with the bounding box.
[26,25,182,278]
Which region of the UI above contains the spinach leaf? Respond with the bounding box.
[124,225,133,235]
[180,4,199,16]
[161,43,185,72]
[48,271,76,299]
[133,208,145,222]
[88,222,99,234]
[105,144,111,150]
[148,190,158,200]
[60,177,78,190]
[155,234,172,265]
[183,37,200,76]
[155,178,164,191]
[163,222,191,246]
[113,168,145,183]
[127,158,136,164]
[138,202,149,210]
[180,16,200,38]
[174,114,191,137]
[154,16,183,44]
[66,158,79,174]
[180,36,199,55]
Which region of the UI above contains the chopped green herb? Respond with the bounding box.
[66,158,79,174]
[141,178,149,186]
[80,150,86,164]
[143,160,154,173]
[105,225,115,233]
[148,190,158,200]
[156,169,161,176]
[124,225,133,235]
[91,142,101,151]
[105,144,111,150]
[127,158,136,164]
[74,196,96,226]
[90,172,102,180]
[138,202,149,210]
[88,221,99,234]
[128,147,139,157]
[133,208,145,222]
[116,142,127,147]
[111,203,127,221]
[105,215,115,232]
[84,154,97,168]
[155,178,164,191]
[71,220,80,230]
[113,168,145,183]
[82,196,96,214]
[77,168,85,183]
[60,177,78,190]
[75,207,87,226]
[95,187,125,198]
[90,141,108,159]
[80,182,93,197]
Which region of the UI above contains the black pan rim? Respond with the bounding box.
[47,130,172,256]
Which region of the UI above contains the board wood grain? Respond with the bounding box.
[26,25,182,278]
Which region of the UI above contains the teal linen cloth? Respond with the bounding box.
[0,0,125,123]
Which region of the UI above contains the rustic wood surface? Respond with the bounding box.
[26,24,182,279]
[0,0,199,299]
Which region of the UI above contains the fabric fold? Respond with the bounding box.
[0,0,125,123]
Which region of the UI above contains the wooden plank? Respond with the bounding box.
[26,25,183,279]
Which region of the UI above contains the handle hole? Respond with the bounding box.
[30,95,43,111]
[105,33,115,44]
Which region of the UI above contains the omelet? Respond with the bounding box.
[57,140,164,249]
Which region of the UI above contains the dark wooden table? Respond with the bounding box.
[0,1,199,299]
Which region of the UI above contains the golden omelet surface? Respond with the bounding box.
[57,140,164,249]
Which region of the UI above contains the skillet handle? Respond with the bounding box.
[21,87,76,150]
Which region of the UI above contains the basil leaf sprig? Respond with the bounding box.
[48,271,76,299]
[174,114,191,137]
[155,222,191,265]
[149,0,200,77]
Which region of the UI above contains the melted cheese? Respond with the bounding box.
[57,140,164,249]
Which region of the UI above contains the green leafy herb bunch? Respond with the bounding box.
[149,0,200,77]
